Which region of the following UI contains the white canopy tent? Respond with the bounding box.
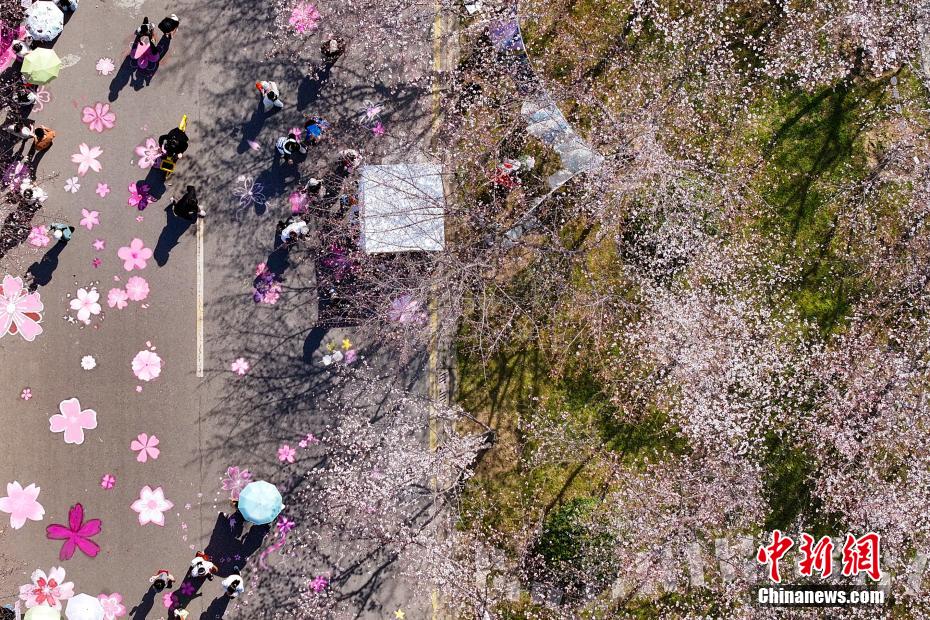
[359,164,445,254]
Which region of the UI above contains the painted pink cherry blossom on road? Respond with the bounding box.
[0,274,44,341]
[96,183,110,197]
[130,433,160,462]
[28,225,50,247]
[100,474,116,490]
[49,398,97,445]
[127,182,155,210]
[70,287,101,324]
[82,102,116,133]
[309,575,329,593]
[46,502,101,560]
[231,358,250,375]
[161,591,176,608]
[93,239,106,251]
[98,592,126,619]
[131,485,173,526]
[95,57,115,75]
[92,257,102,268]
[64,177,80,193]
[277,444,296,463]
[19,567,74,610]
[131,349,162,381]
[80,209,100,230]
[134,137,163,169]
[118,238,152,271]
[0,481,45,529]
[71,143,103,176]
[21,388,32,400]
[372,121,385,136]
[31,85,51,112]
[125,276,149,301]
[221,466,251,501]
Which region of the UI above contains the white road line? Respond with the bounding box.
[196,216,204,378]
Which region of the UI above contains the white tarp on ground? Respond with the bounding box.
[359,163,445,253]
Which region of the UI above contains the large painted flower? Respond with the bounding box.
[71,143,103,176]
[132,349,162,381]
[19,567,74,610]
[221,466,251,501]
[49,397,98,445]
[0,481,45,529]
[82,102,117,133]
[28,225,51,248]
[117,238,152,271]
[127,182,154,210]
[3,160,30,192]
[69,287,101,323]
[46,502,101,560]
[134,137,163,169]
[131,485,173,526]
[98,592,127,619]
[0,274,43,341]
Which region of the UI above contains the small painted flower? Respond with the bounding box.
[49,397,98,445]
[21,388,32,400]
[0,481,45,529]
[93,238,106,251]
[100,474,116,489]
[277,444,296,463]
[95,57,115,75]
[70,287,101,324]
[96,183,110,197]
[344,349,358,364]
[298,433,318,448]
[134,137,163,169]
[117,238,152,271]
[28,225,50,247]
[131,349,162,381]
[107,288,129,309]
[82,102,117,133]
[331,350,344,363]
[80,355,96,370]
[130,433,160,463]
[71,143,103,176]
[131,485,173,526]
[92,257,102,268]
[64,177,80,193]
[322,354,333,366]
[231,358,250,375]
[80,208,100,230]
[372,121,385,136]
[98,592,126,619]
[125,276,149,301]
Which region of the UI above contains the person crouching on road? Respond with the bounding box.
[276,131,305,165]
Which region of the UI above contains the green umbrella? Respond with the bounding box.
[21,48,61,84]
[25,606,61,620]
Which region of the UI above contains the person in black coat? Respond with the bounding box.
[158,14,180,37]
[169,186,204,221]
[158,127,189,159]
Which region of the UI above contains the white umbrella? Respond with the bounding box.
[64,595,103,620]
[25,1,64,42]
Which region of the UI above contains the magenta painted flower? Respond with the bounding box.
[231,358,250,375]
[82,102,117,133]
[309,575,328,593]
[0,24,25,71]
[107,288,128,309]
[49,397,98,445]
[221,466,252,501]
[95,57,115,75]
[71,143,103,176]
[289,2,321,34]
[70,287,101,323]
[118,238,152,271]
[21,388,32,400]
[277,515,295,534]
[127,182,154,210]
[277,444,296,463]
[130,433,160,462]
[388,294,426,325]
[132,349,162,381]
[92,257,102,268]
[98,592,126,619]
[0,481,45,529]
[131,485,173,526]
[134,137,163,169]
[100,474,116,489]
[0,274,44,341]
[125,276,149,301]
[80,208,100,230]
[46,503,101,560]
[19,567,74,610]
[28,225,51,247]
[96,183,110,197]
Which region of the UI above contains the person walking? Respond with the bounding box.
[11,37,32,59]
[221,571,245,599]
[189,551,218,580]
[158,126,189,159]
[320,36,345,62]
[149,570,175,591]
[49,223,74,243]
[255,80,284,112]
[19,180,47,205]
[276,131,305,165]
[168,185,205,221]
[158,14,180,38]
[278,215,310,245]
[31,125,56,153]
[135,16,157,43]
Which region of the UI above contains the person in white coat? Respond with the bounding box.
[255,80,284,112]
[221,572,245,599]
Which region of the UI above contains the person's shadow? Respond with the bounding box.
[303,326,327,362]
[203,512,271,576]
[154,203,194,266]
[199,596,231,619]
[26,240,68,289]
[296,63,333,110]
[237,104,269,154]
[128,588,157,619]
[108,54,135,102]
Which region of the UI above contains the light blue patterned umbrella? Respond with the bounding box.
[238,480,283,525]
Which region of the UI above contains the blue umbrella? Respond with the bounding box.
[238,480,283,525]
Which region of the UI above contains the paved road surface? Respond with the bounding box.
[0,0,436,617]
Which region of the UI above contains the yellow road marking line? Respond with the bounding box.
[431,5,444,618]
